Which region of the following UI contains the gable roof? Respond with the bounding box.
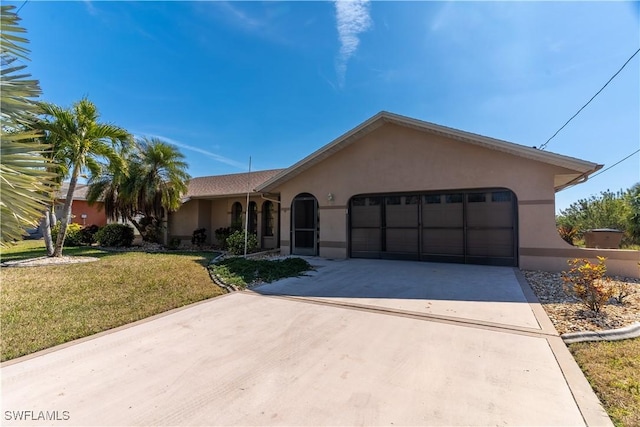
[185,169,285,200]
[256,111,602,193]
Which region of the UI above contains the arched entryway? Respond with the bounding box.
[291,193,318,256]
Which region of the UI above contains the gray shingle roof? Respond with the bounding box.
[185,169,285,199]
[57,169,285,202]
[57,183,90,201]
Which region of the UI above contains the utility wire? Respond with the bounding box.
[539,47,640,150]
[589,148,640,180]
[16,0,28,14]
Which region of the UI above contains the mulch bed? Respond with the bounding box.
[523,270,640,335]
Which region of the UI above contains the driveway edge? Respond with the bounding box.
[513,269,613,427]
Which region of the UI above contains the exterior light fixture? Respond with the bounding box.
[327,193,334,202]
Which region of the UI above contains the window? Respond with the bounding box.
[467,193,486,203]
[262,201,274,237]
[352,197,366,207]
[231,202,242,229]
[248,201,258,234]
[491,191,512,202]
[386,196,401,205]
[424,195,441,204]
[405,195,419,205]
[445,194,463,204]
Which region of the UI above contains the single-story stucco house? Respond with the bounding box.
[169,111,639,277]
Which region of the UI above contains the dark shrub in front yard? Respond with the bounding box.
[80,224,100,245]
[95,224,135,247]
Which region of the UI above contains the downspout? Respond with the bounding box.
[260,193,281,204]
[554,164,603,193]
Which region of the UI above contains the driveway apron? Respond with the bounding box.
[2,259,612,426]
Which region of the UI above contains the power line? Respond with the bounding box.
[539,47,640,150]
[589,148,640,180]
[16,0,28,14]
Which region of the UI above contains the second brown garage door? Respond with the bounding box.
[349,189,517,266]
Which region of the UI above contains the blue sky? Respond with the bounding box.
[12,0,640,212]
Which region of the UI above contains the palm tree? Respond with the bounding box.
[87,137,190,242]
[0,5,56,245]
[131,137,190,220]
[38,99,131,256]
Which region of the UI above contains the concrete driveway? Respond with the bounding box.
[2,259,611,426]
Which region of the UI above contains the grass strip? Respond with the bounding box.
[570,338,640,427]
[209,257,311,289]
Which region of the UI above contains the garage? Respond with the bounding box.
[349,189,517,266]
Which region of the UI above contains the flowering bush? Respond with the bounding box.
[562,256,613,314]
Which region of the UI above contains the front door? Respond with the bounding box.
[292,194,318,256]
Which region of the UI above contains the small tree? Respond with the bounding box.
[562,257,613,314]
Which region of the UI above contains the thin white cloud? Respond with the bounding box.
[334,0,372,87]
[219,1,263,30]
[134,133,248,171]
[83,0,98,16]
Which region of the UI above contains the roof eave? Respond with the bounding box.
[256,111,601,192]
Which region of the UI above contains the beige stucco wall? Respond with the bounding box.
[171,196,279,248]
[271,122,638,277]
[169,199,200,241]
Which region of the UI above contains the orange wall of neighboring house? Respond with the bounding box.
[67,200,107,227]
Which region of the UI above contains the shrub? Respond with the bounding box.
[215,226,241,250]
[214,227,231,249]
[80,224,100,245]
[610,280,635,305]
[167,237,181,250]
[226,230,258,255]
[52,223,83,247]
[95,224,135,247]
[557,225,577,245]
[138,217,163,243]
[192,228,206,246]
[562,257,613,314]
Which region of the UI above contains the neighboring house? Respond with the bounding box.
[55,183,108,227]
[169,111,639,277]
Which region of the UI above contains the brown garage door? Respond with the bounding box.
[349,189,517,266]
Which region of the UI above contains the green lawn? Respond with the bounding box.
[1,241,224,361]
[570,338,640,427]
[209,257,312,289]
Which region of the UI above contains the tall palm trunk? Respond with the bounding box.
[40,206,55,256]
[52,163,80,257]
